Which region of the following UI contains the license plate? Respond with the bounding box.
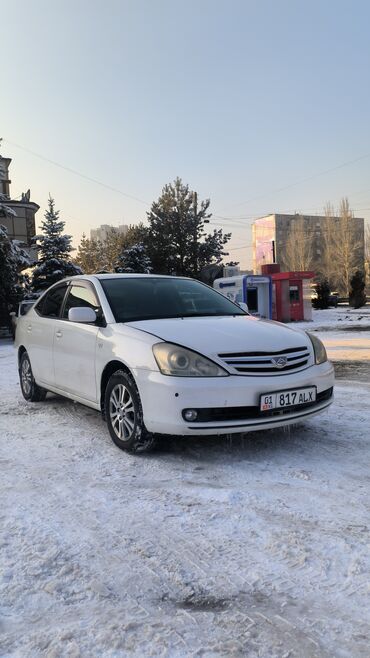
[260,386,317,412]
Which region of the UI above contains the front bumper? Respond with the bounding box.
[135,361,335,436]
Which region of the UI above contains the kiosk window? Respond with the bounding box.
[289,286,300,302]
[247,288,258,313]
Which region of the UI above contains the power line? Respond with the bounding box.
[225,242,254,250]
[4,137,369,243]
[2,138,151,207]
[212,204,370,228]
[215,150,370,214]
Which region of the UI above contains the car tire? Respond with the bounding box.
[19,351,47,402]
[105,370,156,454]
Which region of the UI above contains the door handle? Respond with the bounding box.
[27,324,32,332]
[55,331,63,338]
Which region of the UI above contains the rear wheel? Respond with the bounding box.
[19,351,47,402]
[105,370,155,453]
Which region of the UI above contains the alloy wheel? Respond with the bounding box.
[109,383,136,441]
[21,358,32,396]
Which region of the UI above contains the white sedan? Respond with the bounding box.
[15,274,334,453]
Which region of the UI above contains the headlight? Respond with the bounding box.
[306,332,327,364]
[152,343,228,377]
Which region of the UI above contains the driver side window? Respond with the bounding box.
[63,285,101,320]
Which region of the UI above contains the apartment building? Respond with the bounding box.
[252,213,365,276]
[90,224,128,242]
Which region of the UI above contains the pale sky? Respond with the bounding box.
[2,0,370,268]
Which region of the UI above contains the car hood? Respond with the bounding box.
[125,315,311,357]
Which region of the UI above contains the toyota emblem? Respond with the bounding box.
[271,356,288,369]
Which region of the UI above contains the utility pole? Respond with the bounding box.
[193,191,198,276]
[272,239,276,264]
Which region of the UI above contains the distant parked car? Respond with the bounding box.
[328,292,339,307]
[310,289,339,308]
[10,300,35,339]
[15,274,334,453]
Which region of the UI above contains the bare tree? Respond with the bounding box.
[320,198,364,295]
[280,215,313,271]
[321,202,340,287]
[335,198,363,296]
[365,221,370,262]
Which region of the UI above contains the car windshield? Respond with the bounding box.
[101,277,246,323]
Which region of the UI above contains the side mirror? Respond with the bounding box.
[68,307,97,323]
[238,302,249,313]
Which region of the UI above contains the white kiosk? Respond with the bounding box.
[214,274,272,319]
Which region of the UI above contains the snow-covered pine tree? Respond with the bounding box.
[146,178,231,277]
[115,243,152,273]
[0,188,16,219]
[0,225,32,330]
[0,143,32,329]
[31,196,82,292]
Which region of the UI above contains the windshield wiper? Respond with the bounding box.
[177,312,244,318]
[120,312,244,323]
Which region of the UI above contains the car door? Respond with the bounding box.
[53,282,102,402]
[26,283,69,386]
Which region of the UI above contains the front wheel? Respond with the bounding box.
[19,351,47,402]
[105,370,155,453]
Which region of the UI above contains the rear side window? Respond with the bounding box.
[19,302,34,316]
[62,285,100,319]
[36,284,68,318]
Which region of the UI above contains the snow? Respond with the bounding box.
[296,306,370,331]
[1,328,370,657]
[294,307,370,363]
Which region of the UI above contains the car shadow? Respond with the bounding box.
[34,392,335,466]
[152,421,326,463]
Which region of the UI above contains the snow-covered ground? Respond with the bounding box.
[1,323,370,657]
[296,307,370,363]
[297,305,370,331]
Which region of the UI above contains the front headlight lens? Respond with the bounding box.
[153,343,228,377]
[306,332,327,364]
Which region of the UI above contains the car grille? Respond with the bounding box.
[218,346,311,375]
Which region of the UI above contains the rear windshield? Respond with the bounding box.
[101,277,246,323]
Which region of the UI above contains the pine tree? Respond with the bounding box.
[0,188,16,219]
[31,196,82,292]
[312,279,331,309]
[146,178,231,278]
[0,225,31,330]
[115,243,152,273]
[349,271,367,309]
[76,233,105,274]
[102,224,151,271]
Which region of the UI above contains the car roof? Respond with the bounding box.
[66,273,190,282]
